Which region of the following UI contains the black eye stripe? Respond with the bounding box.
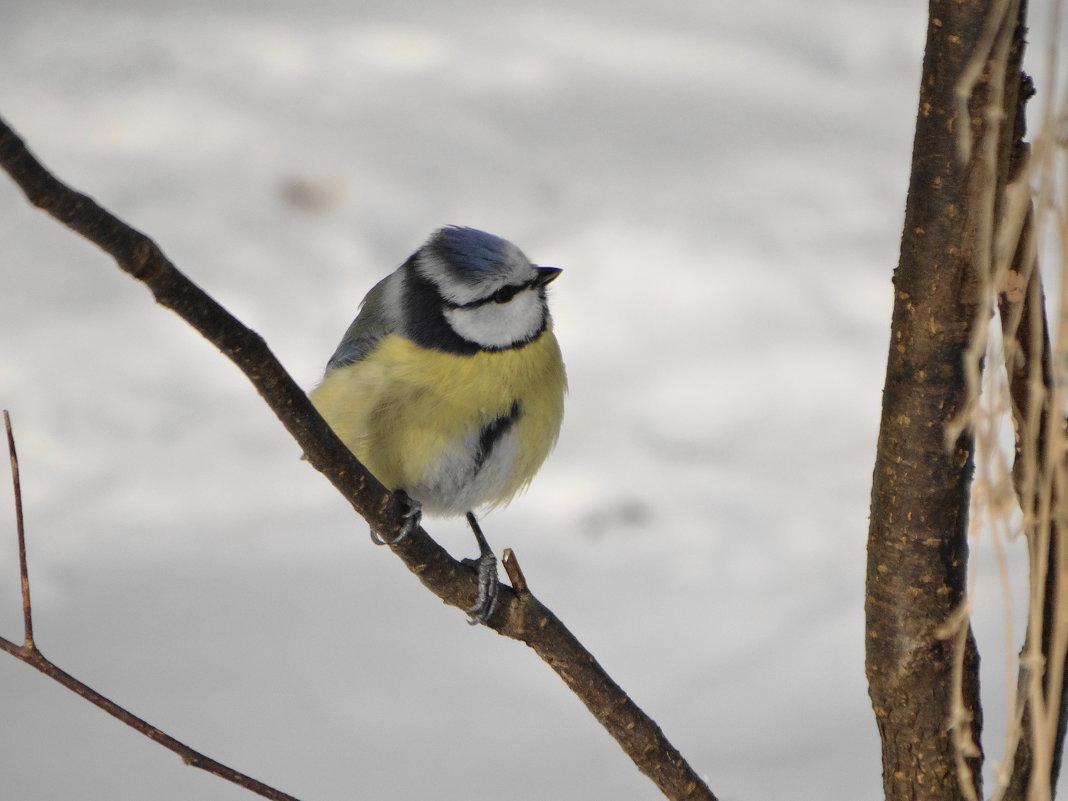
[492,285,518,304]
[446,277,538,310]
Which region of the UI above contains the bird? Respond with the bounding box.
[310,226,566,623]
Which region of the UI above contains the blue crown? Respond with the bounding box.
[429,226,511,280]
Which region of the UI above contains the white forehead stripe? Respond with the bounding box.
[417,239,535,306]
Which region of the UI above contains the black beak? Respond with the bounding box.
[534,266,562,287]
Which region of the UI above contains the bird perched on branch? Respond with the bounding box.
[310,226,567,623]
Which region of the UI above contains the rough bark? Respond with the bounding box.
[866,0,1031,798]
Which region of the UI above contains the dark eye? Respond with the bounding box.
[492,285,519,304]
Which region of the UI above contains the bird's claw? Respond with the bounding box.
[463,551,499,625]
[369,491,422,546]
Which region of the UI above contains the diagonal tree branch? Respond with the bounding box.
[0,638,306,801]
[0,114,717,801]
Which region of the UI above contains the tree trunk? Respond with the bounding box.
[866,0,1030,798]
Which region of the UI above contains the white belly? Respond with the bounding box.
[407,425,520,515]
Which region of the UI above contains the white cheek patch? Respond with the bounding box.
[444,290,544,349]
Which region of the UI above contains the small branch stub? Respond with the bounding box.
[502,548,529,595]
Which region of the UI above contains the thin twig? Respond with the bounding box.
[0,416,302,801]
[989,9,1068,796]
[0,636,304,801]
[4,410,32,647]
[0,114,717,801]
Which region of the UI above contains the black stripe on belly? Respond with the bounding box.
[475,401,522,471]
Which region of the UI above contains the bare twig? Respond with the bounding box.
[0,638,306,801]
[0,115,717,801]
[4,410,32,648]
[0,412,303,801]
[997,73,1068,799]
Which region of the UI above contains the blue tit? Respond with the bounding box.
[310,226,566,622]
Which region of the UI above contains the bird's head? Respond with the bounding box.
[407,226,560,351]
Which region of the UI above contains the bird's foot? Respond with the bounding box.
[370,490,422,546]
[462,511,499,624]
[462,550,499,625]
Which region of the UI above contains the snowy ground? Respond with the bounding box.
[1,1,1064,799]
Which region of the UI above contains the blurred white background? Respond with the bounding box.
[1,1,1063,799]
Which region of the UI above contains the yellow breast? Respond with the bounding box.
[310,327,566,514]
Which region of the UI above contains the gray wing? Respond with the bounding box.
[325,274,397,371]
